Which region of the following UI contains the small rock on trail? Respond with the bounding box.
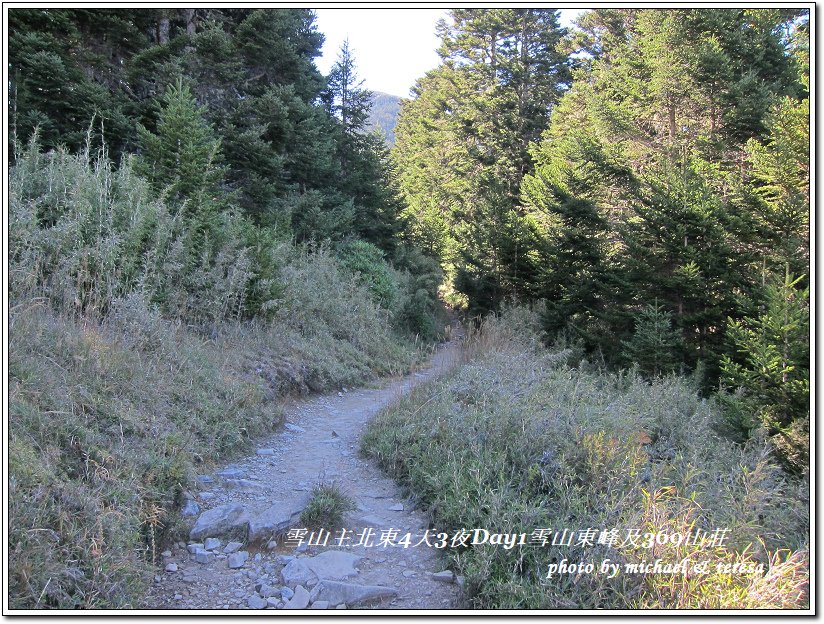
[284,585,311,609]
[309,580,398,608]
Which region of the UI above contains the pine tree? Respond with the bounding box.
[394,9,570,312]
[134,78,230,286]
[320,40,401,250]
[521,97,635,353]
[522,8,806,376]
[719,271,809,471]
[743,23,810,281]
[8,8,151,156]
[135,79,226,211]
[622,303,684,377]
[325,39,373,138]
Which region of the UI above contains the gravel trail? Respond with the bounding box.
[144,334,464,611]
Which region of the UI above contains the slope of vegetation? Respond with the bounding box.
[7,139,442,608]
[362,308,809,609]
[7,6,809,612]
[394,7,810,474]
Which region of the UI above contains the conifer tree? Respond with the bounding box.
[325,39,373,138]
[522,8,806,374]
[394,9,570,311]
[135,79,226,212]
[719,272,809,471]
[134,79,230,285]
[622,303,684,377]
[320,40,402,250]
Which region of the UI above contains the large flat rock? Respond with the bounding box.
[281,559,318,589]
[309,580,397,607]
[303,551,361,581]
[247,494,310,542]
[189,503,249,541]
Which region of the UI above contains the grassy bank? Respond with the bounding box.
[9,297,427,610]
[7,143,440,608]
[361,308,809,609]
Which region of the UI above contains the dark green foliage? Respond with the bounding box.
[518,8,809,466]
[622,303,684,377]
[8,8,152,157]
[719,272,809,472]
[619,164,757,377]
[391,245,447,340]
[322,41,403,251]
[337,240,397,308]
[324,39,372,136]
[135,80,226,210]
[744,75,810,281]
[9,8,406,249]
[394,9,570,312]
[519,9,807,378]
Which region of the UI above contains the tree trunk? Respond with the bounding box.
[183,9,197,36]
[158,14,170,44]
[668,100,677,144]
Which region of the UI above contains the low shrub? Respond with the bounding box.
[337,239,397,308]
[389,245,448,341]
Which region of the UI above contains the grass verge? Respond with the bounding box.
[361,308,809,609]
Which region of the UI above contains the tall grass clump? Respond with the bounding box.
[8,139,440,608]
[300,482,357,529]
[362,307,809,609]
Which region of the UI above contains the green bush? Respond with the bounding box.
[337,239,397,308]
[9,137,262,323]
[622,302,684,377]
[390,245,448,341]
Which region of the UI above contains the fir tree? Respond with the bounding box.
[394,9,570,311]
[622,303,684,377]
[321,40,402,250]
[719,271,809,471]
[135,79,226,212]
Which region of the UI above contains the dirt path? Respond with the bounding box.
[144,333,464,611]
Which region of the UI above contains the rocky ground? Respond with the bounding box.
[143,334,466,611]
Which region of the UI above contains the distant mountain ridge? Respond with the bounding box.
[366,91,402,146]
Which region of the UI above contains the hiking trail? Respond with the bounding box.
[145,327,465,610]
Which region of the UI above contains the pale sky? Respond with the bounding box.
[313,8,585,99]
